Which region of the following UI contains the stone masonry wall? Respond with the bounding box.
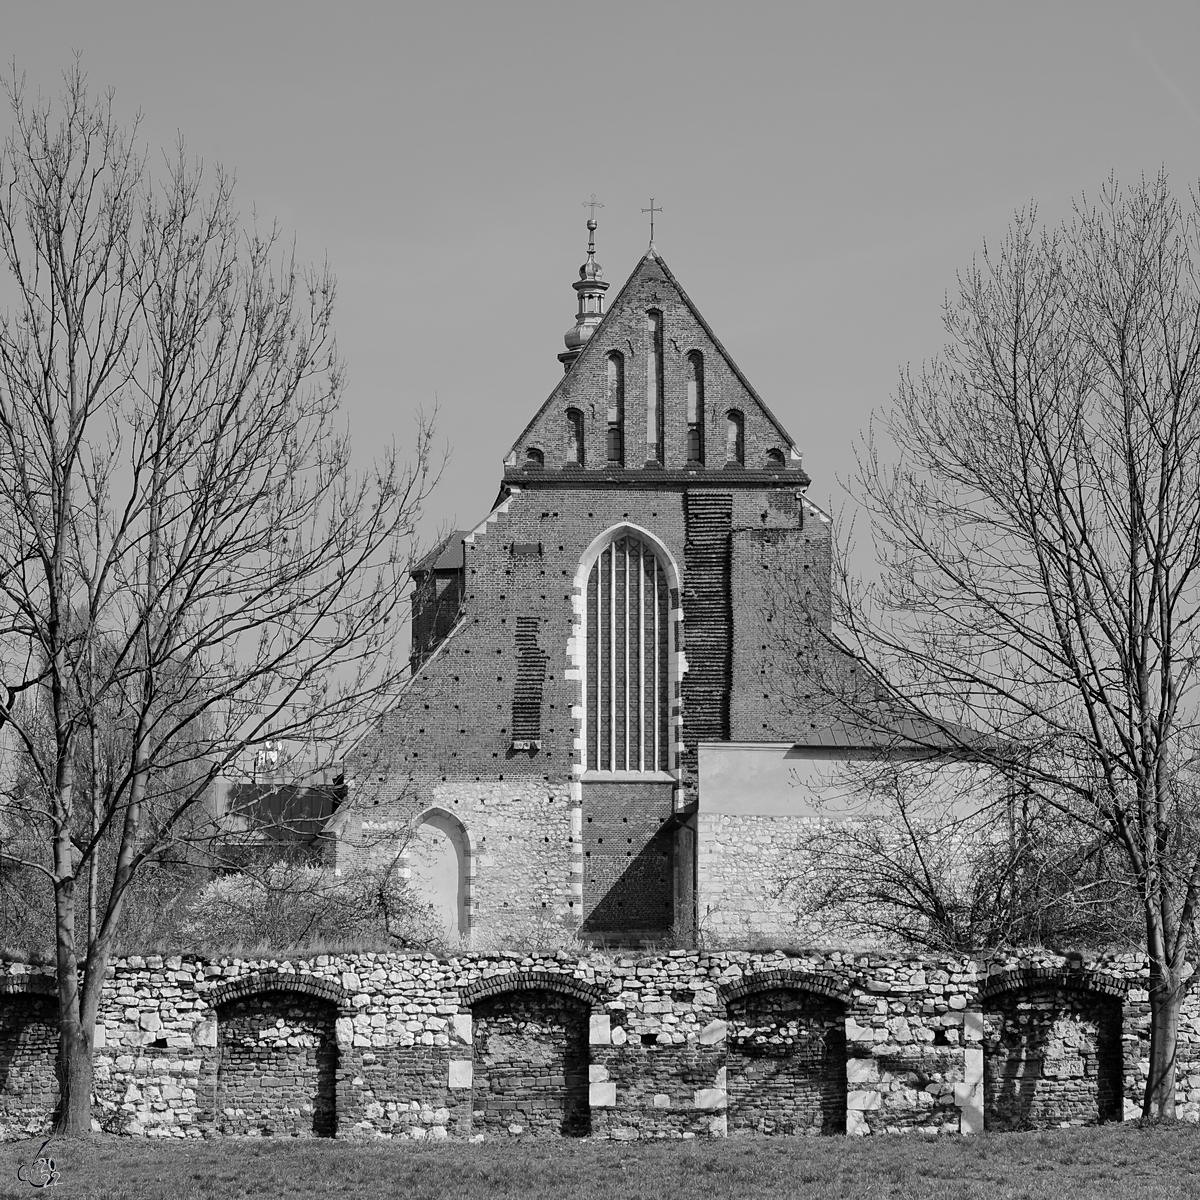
[1,949,1194,1141]
[697,813,826,942]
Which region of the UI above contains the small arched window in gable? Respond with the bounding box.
[606,352,624,465]
[525,446,544,467]
[686,352,705,464]
[765,447,785,467]
[565,408,584,466]
[726,410,744,465]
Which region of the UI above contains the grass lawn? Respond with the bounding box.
[0,1124,1196,1200]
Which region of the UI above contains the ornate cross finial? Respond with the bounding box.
[583,193,604,221]
[641,198,663,245]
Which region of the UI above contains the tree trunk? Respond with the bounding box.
[55,1020,93,1137]
[52,857,93,1138]
[1143,960,1185,1120]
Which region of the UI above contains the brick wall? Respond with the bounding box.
[582,780,675,936]
[0,994,58,1134]
[471,990,590,1136]
[726,987,846,1135]
[215,993,337,1137]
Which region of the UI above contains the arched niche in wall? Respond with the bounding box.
[208,974,347,1138]
[720,971,849,1136]
[405,807,474,939]
[979,969,1125,1131]
[0,976,58,1130]
[460,972,602,1138]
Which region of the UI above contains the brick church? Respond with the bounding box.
[345,218,867,946]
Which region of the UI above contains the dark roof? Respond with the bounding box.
[227,781,344,843]
[788,717,998,756]
[412,531,467,576]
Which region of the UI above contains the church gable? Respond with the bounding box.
[508,249,804,479]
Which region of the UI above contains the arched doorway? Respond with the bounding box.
[406,807,473,939]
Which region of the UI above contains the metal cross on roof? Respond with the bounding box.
[641,198,662,244]
[583,193,604,221]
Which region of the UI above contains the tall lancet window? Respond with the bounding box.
[686,352,704,464]
[606,352,624,465]
[726,410,744,465]
[566,408,584,466]
[646,311,664,462]
[585,534,670,772]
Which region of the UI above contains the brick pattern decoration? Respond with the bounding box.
[581,780,675,936]
[208,971,347,1011]
[726,987,847,1136]
[719,970,852,1007]
[511,617,549,746]
[470,989,590,1137]
[215,992,338,1137]
[459,970,604,1009]
[978,966,1129,1002]
[0,994,58,1133]
[982,985,1123,1131]
[681,491,732,781]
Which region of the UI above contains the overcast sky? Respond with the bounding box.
[8,2,1200,546]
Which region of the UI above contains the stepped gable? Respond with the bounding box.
[505,249,809,482]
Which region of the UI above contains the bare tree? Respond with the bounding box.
[773,757,1139,953]
[801,174,1200,1119]
[0,66,436,1135]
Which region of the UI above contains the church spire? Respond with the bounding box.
[558,202,610,372]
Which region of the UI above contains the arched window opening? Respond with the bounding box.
[646,311,664,463]
[726,410,744,465]
[565,408,584,466]
[686,351,705,464]
[606,353,624,465]
[525,446,544,467]
[765,447,785,467]
[585,534,670,772]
